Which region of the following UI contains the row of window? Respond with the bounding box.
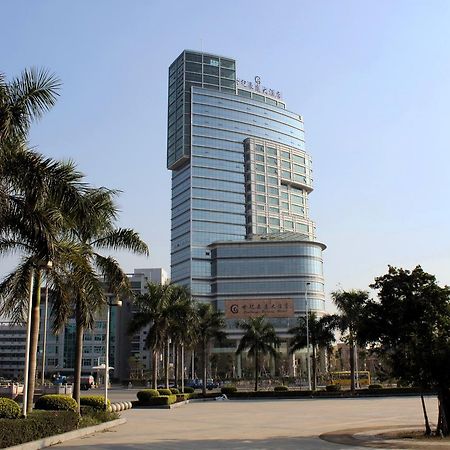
[192,113,304,145]
[192,91,302,126]
[193,103,304,138]
[193,126,305,151]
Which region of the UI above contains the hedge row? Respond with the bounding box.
[0,411,79,448]
[220,386,435,399]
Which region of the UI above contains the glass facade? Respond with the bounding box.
[169,50,326,313]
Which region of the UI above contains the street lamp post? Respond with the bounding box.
[105,297,122,410]
[305,282,311,391]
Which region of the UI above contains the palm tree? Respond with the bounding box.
[288,312,337,391]
[195,303,225,396]
[128,282,173,389]
[0,68,60,144]
[0,160,94,413]
[53,188,148,408]
[236,316,280,392]
[167,285,195,391]
[331,289,369,392]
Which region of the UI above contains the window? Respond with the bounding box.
[281,170,291,179]
[185,62,202,73]
[281,160,291,169]
[220,68,235,79]
[256,174,265,182]
[256,194,266,202]
[256,184,265,193]
[282,201,289,210]
[267,167,277,175]
[255,144,264,153]
[284,220,294,230]
[281,151,290,159]
[256,164,265,172]
[293,154,305,164]
[267,147,277,156]
[204,56,219,66]
[269,217,280,226]
[268,197,279,206]
[268,187,279,195]
[269,207,279,213]
[267,177,278,185]
[221,59,235,69]
[267,157,277,166]
[257,216,267,224]
[255,154,265,162]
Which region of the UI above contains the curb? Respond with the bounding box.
[5,418,126,450]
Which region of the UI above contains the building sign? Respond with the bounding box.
[236,76,282,100]
[225,298,294,319]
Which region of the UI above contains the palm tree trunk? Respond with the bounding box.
[165,340,170,388]
[254,349,259,392]
[73,302,83,411]
[27,269,42,413]
[312,345,317,391]
[202,340,207,396]
[174,343,178,387]
[151,350,157,389]
[349,339,355,392]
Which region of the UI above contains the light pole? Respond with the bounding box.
[305,281,311,391]
[105,297,122,410]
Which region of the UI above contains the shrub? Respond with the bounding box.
[0,411,79,447]
[170,388,180,394]
[0,398,20,419]
[158,388,172,396]
[183,386,195,394]
[147,395,177,406]
[368,384,383,389]
[80,395,110,411]
[221,385,237,395]
[274,385,289,392]
[35,394,78,412]
[136,389,160,403]
[325,384,341,392]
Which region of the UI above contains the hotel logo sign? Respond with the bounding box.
[236,76,282,100]
[225,298,294,319]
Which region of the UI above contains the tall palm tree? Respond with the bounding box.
[0,68,60,144]
[288,312,337,391]
[128,282,173,389]
[236,316,280,392]
[167,285,195,390]
[0,160,95,413]
[331,289,369,392]
[53,187,148,408]
[195,303,225,396]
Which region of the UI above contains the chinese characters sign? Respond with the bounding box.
[225,298,294,319]
[236,76,282,100]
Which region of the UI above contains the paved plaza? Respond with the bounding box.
[56,396,439,449]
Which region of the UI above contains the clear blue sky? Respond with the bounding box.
[2,0,450,308]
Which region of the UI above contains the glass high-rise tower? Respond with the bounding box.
[168,50,326,322]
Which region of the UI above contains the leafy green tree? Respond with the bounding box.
[288,312,337,390]
[196,303,226,396]
[236,316,280,392]
[331,289,369,392]
[361,265,450,436]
